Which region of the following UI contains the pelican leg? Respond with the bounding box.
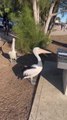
[31,77,37,85]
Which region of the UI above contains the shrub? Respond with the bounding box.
[13,3,51,53]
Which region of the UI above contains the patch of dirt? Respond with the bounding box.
[0,41,36,120]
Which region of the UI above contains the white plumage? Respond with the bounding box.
[23,47,51,85]
[9,38,17,62]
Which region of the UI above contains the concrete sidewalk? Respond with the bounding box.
[29,61,67,120]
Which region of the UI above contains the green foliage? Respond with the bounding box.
[3,0,11,7]
[39,0,50,12]
[9,12,18,22]
[0,10,3,16]
[39,0,51,24]
[13,3,50,53]
[4,7,10,13]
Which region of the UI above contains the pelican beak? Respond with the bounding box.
[39,48,51,54]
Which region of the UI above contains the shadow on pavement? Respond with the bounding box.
[12,53,57,81]
[42,61,64,94]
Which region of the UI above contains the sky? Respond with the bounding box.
[56,1,67,23]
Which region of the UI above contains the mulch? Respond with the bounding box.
[0,39,37,120]
[0,60,36,120]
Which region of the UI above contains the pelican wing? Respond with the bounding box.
[23,66,42,79]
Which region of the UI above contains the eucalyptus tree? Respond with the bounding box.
[31,0,59,33]
[31,0,67,34]
[31,0,50,24]
[44,0,67,33]
[1,0,67,34]
[44,0,60,34]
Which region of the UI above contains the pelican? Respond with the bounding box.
[9,38,17,62]
[23,47,51,85]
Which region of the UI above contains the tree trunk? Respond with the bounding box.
[44,2,55,34]
[32,0,39,24]
[37,0,40,23]
[44,0,60,34]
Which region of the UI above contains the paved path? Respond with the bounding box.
[50,30,67,36]
[29,61,67,120]
[50,25,67,36]
[46,25,67,54]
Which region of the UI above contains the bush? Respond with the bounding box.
[13,3,51,53]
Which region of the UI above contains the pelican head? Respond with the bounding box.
[33,47,51,55]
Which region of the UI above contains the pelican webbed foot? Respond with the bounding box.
[31,77,37,85]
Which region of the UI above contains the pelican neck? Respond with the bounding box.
[34,53,42,66]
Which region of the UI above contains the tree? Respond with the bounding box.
[31,0,59,33]
[1,0,67,52]
[44,0,67,33]
[1,0,67,31]
[32,0,67,34]
[13,3,50,53]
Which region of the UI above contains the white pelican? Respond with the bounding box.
[9,38,17,62]
[23,47,51,85]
